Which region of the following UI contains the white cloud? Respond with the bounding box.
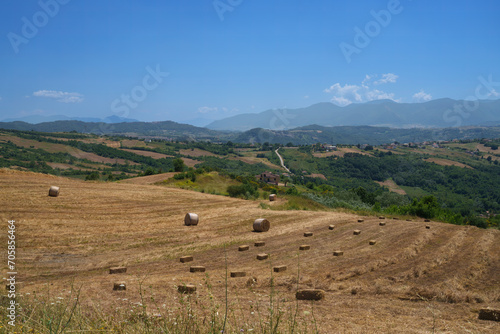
[366,89,397,101]
[374,73,398,85]
[487,89,500,98]
[33,90,84,103]
[198,106,218,114]
[324,74,400,106]
[330,96,352,106]
[324,83,363,104]
[412,90,432,102]
[197,106,238,114]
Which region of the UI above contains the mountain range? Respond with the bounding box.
[206,98,500,131]
[0,114,138,124]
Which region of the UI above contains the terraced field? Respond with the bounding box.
[1,169,499,333]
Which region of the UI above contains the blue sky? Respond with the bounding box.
[1,0,499,125]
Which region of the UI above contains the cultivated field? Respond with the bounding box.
[423,158,474,169]
[0,169,499,333]
[375,179,408,195]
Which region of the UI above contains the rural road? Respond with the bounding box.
[275,148,290,173]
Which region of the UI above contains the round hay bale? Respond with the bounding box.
[269,194,277,201]
[178,284,196,294]
[328,225,335,230]
[254,241,266,247]
[180,256,193,263]
[357,219,364,223]
[113,282,126,291]
[353,230,361,235]
[253,218,270,232]
[296,289,325,301]
[238,245,250,251]
[190,266,205,273]
[109,267,127,274]
[48,186,60,197]
[230,271,246,278]
[299,245,310,251]
[184,213,199,226]
[304,232,313,237]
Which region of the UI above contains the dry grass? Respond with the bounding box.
[307,173,327,180]
[375,179,408,195]
[181,157,200,168]
[230,156,284,170]
[121,148,174,159]
[179,148,220,158]
[0,134,136,165]
[424,157,474,169]
[0,168,499,333]
[120,172,178,185]
[313,147,372,158]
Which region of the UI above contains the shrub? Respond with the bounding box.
[227,183,258,199]
[85,172,100,181]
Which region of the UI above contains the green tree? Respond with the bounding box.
[85,172,100,181]
[173,158,186,172]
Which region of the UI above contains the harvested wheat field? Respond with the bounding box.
[0,168,499,333]
[119,172,178,185]
[424,158,474,169]
[375,179,408,195]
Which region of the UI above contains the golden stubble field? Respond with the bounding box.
[0,168,499,333]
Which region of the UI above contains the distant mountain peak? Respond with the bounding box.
[206,98,500,131]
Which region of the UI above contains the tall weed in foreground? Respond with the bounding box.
[0,255,320,333]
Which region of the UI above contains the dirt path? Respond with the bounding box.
[275,148,290,173]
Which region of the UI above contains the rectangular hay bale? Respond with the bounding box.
[109,267,127,274]
[238,245,250,251]
[230,271,246,278]
[329,225,335,230]
[333,251,344,256]
[304,232,313,237]
[256,253,269,260]
[190,266,206,273]
[353,230,361,235]
[180,256,193,263]
[273,265,287,273]
[478,308,500,322]
[299,245,310,251]
[178,284,197,294]
[296,289,325,301]
[254,241,266,247]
